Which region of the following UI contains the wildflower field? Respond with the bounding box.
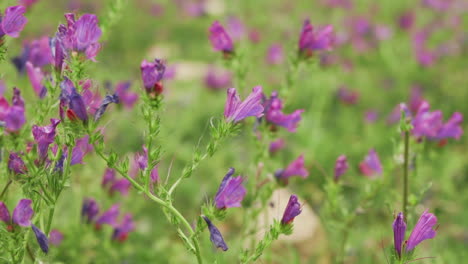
[0,0,467,263]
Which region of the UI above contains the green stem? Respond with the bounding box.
[403,131,409,217]
[92,142,203,264]
[0,179,12,200]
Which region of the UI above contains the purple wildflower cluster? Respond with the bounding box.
[392,211,438,259]
[82,198,135,242]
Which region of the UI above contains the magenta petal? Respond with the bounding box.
[2,6,28,38]
[224,86,264,122]
[12,199,33,227]
[0,202,11,223]
[406,210,437,251]
[281,195,302,224]
[392,212,406,258]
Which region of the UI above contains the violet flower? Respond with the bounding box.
[102,168,131,196]
[275,155,309,183]
[269,138,285,155]
[209,21,234,55]
[81,198,99,223]
[32,224,49,254]
[54,13,102,60]
[281,195,302,225]
[224,86,264,123]
[94,93,119,122]
[264,91,304,132]
[364,110,379,123]
[70,136,93,165]
[298,19,334,58]
[334,155,349,182]
[266,44,284,65]
[406,210,437,251]
[12,37,53,73]
[411,101,463,141]
[49,229,64,246]
[0,88,26,132]
[398,11,415,31]
[0,6,28,38]
[112,214,135,242]
[25,62,47,98]
[114,82,138,108]
[8,152,28,174]
[32,118,61,162]
[226,16,245,41]
[359,149,382,178]
[214,168,246,209]
[204,67,232,91]
[96,204,120,227]
[392,212,406,258]
[140,59,166,96]
[337,86,359,105]
[0,199,34,227]
[391,210,437,258]
[202,216,228,251]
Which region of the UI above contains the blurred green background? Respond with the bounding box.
[1,0,467,263]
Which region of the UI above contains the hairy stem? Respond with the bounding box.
[403,131,409,217]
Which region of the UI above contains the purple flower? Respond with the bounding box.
[264,91,304,132]
[224,86,264,123]
[337,86,359,105]
[102,168,116,188]
[19,0,40,8]
[0,88,26,132]
[411,101,463,141]
[226,16,245,41]
[266,44,284,65]
[209,21,234,54]
[112,214,135,242]
[12,37,53,73]
[214,168,246,209]
[49,229,64,246]
[364,110,379,123]
[334,155,349,182]
[70,136,93,165]
[1,6,28,38]
[202,216,228,251]
[281,195,302,225]
[8,152,27,174]
[81,198,99,223]
[54,13,102,60]
[31,224,49,254]
[135,146,148,170]
[94,94,119,122]
[392,212,406,259]
[204,67,232,91]
[398,11,415,31]
[110,179,131,196]
[275,155,309,183]
[359,149,382,178]
[412,30,437,67]
[0,202,11,224]
[25,62,47,98]
[12,199,34,227]
[32,118,61,162]
[96,204,120,227]
[406,210,437,251]
[422,0,453,11]
[269,138,285,154]
[298,19,334,58]
[50,36,65,72]
[68,88,89,122]
[140,59,166,96]
[115,82,138,108]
